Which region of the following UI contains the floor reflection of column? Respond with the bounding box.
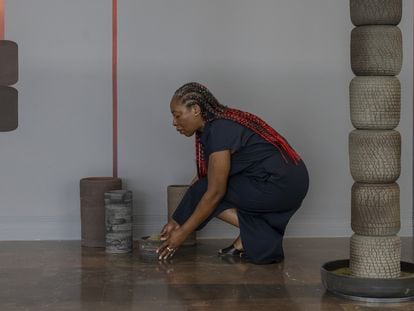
[80,247,133,309]
[130,246,190,309]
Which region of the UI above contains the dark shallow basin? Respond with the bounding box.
[138,236,163,262]
[321,259,414,302]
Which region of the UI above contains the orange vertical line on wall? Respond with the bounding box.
[112,0,118,178]
[0,0,4,40]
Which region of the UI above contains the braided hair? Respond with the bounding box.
[172,82,301,178]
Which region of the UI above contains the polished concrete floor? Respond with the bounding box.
[0,238,413,311]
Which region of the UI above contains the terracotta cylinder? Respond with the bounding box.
[167,185,196,246]
[105,190,133,253]
[80,177,122,247]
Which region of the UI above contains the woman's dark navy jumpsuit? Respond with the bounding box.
[172,119,309,264]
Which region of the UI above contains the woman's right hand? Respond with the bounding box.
[160,220,180,241]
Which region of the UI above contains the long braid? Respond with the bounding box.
[172,82,301,178]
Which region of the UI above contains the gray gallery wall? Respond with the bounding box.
[1,0,412,240]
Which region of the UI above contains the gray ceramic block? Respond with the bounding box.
[350,234,401,278]
[0,40,18,85]
[350,76,400,130]
[351,182,400,236]
[0,86,18,132]
[351,26,402,76]
[349,130,401,183]
[105,190,133,253]
[350,0,402,26]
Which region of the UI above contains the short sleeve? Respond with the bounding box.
[204,119,249,155]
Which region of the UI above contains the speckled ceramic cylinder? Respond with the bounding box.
[347,0,403,280]
[80,177,122,247]
[167,185,196,246]
[105,190,133,253]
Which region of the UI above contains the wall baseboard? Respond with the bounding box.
[0,215,411,240]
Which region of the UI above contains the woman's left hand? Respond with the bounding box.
[156,227,188,260]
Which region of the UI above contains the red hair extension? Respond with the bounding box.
[196,108,301,178]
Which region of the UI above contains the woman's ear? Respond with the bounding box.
[193,104,202,117]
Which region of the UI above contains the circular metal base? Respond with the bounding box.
[321,259,414,302]
[328,290,414,303]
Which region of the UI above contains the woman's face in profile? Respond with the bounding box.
[170,99,203,137]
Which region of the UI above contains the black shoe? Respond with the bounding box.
[218,244,244,257]
[219,255,246,264]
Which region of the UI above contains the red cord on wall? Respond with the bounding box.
[112,0,118,178]
[0,0,4,40]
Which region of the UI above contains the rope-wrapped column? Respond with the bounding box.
[349,0,402,278]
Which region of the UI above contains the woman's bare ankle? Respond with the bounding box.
[233,236,243,250]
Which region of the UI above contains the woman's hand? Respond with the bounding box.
[156,151,230,260]
[157,227,188,260]
[159,220,180,241]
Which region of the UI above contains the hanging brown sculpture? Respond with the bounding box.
[0,1,18,132]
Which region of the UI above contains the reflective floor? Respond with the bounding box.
[0,238,413,310]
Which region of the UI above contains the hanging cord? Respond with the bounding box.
[112,0,118,178]
[0,0,5,40]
